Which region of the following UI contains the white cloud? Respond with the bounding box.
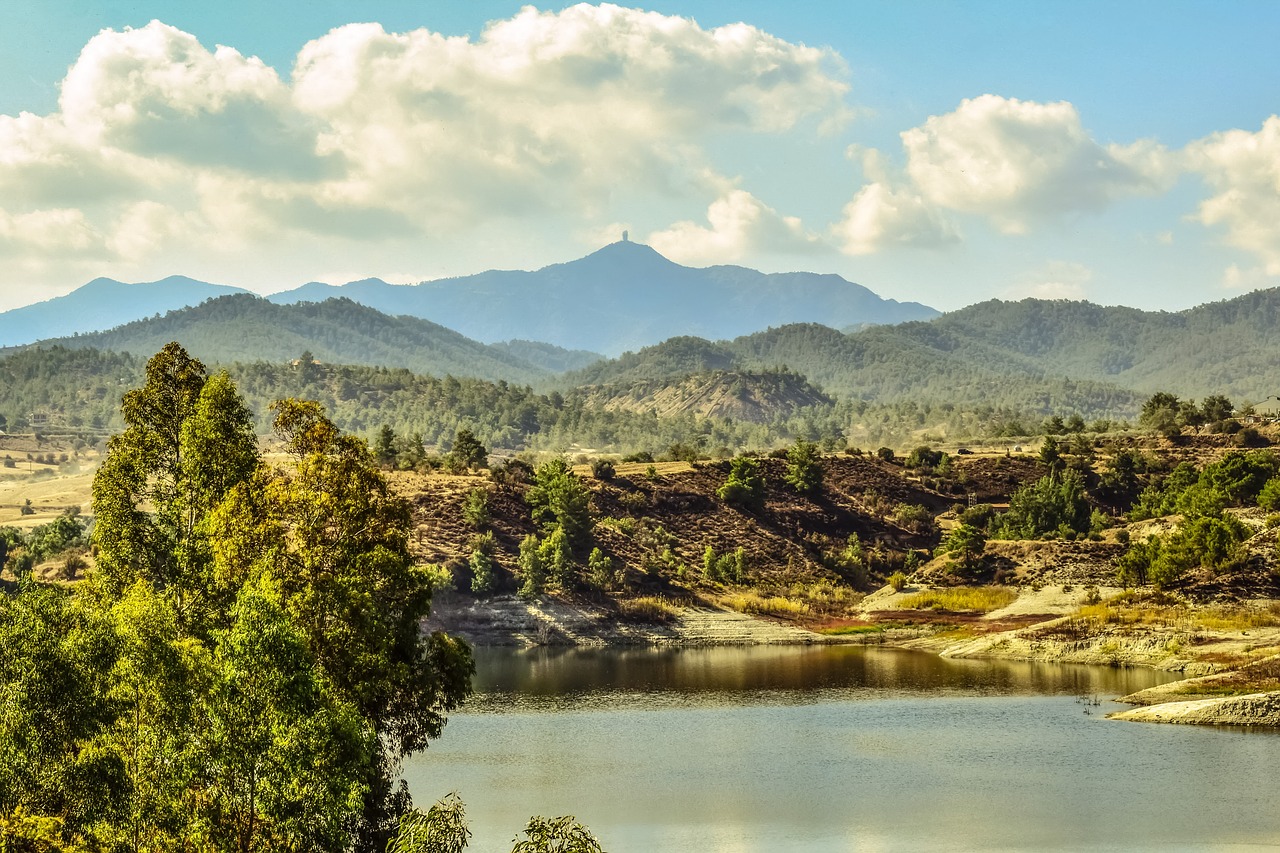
[1188,115,1280,275]
[1004,260,1093,301]
[902,95,1174,233]
[1220,263,1275,291]
[834,182,958,255]
[0,7,849,284]
[647,189,824,264]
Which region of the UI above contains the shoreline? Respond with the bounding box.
[428,591,1280,727]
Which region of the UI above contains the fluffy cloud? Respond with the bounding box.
[902,95,1174,233]
[1189,116,1280,275]
[834,181,957,255]
[0,6,849,283]
[647,189,824,264]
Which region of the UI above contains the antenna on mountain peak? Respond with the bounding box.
[622,230,629,242]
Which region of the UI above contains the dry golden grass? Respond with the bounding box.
[722,591,811,618]
[897,586,1018,613]
[1074,600,1280,632]
[617,596,681,623]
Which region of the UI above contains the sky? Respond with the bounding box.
[1,1,1279,314]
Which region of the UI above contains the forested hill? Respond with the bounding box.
[24,294,557,385]
[853,290,1280,401]
[267,240,940,354]
[567,287,1280,408]
[0,275,248,347]
[563,325,1145,416]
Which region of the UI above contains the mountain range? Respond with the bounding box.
[0,275,247,347]
[0,241,938,353]
[8,242,1280,427]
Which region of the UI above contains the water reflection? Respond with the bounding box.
[465,644,1176,712]
[405,646,1280,852]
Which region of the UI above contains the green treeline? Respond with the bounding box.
[1,346,1106,453]
[1,344,475,851]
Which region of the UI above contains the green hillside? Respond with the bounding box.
[32,294,550,385]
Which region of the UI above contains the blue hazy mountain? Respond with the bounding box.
[267,241,940,355]
[0,275,249,347]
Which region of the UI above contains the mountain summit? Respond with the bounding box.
[267,242,938,354]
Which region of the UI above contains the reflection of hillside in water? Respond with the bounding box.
[461,645,1178,713]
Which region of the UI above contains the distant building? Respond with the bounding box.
[622,230,629,242]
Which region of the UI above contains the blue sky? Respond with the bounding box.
[1,1,1279,314]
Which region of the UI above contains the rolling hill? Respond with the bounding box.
[27,294,555,385]
[0,275,248,347]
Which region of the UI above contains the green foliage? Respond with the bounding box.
[991,469,1091,540]
[1258,477,1280,511]
[462,488,491,531]
[701,545,747,584]
[891,503,936,535]
[510,815,606,853]
[935,524,987,568]
[1116,514,1249,588]
[586,548,616,590]
[536,528,575,591]
[784,439,823,494]
[887,571,907,591]
[904,445,944,470]
[92,346,259,628]
[375,424,398,464]
[526,459,592,547]
[517,535,545,599]
[25,512,86,564]
[716,457,764,510]
[469,549,495,596]
[448,429,489,473]
[1130,451,1280,521]
[876,447,895,463]
[589,459,615,481]
[1,345,477,851]
[958,503,995,530]
[387,793,471,853]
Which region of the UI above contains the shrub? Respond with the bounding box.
[469,549,495,595]
[888,571,908,591]
[587,547,616,590]
[784,439,823,494]
[518,534,545,598]
[590,459,616,481]
[876,446,895,463]
[717,457,764,510]
[462,487,490,530]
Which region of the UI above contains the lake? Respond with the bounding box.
[403,645,1280,852]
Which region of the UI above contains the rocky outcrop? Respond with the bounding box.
[1108,691,1280,726]
[426,594,840,647]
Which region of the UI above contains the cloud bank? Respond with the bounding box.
[0,6,847,283]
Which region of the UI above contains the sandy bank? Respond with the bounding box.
[1108,691,1280,726]
[427,594,841,647]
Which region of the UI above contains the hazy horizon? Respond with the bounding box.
[1,2,1278,315]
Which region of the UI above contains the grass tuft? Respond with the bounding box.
[897,586,1017,613]
[722,591,811,617]
[616,596,681,623]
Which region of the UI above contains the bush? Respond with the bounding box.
[462,487,490,530]
[590,459,616,481]
[888,571,908,592]
[587,547,616,590]
[784,439,823,494]
[717,457,764,510]
[876,446,895,463]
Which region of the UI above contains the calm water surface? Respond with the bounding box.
[403,645,1280,852]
